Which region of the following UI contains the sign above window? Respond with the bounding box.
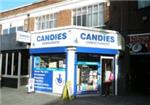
[30,26,123,50]
[16,31,31,43]
[128,34,150,53]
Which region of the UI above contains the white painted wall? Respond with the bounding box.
[1,15,27,33]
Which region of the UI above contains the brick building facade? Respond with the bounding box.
[1,0,149,95]
[0,0,112,91]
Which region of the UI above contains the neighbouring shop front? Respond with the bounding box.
[30,26,123,96]
[128,34,150,93]
[1,50,29,88]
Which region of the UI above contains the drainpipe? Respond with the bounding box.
[27,13,32,84]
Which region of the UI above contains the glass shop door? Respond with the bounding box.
[100,56,115,96]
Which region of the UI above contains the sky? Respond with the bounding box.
[0,0,39,12]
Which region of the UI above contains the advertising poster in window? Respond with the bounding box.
[128,35,150,53]
[33,55,66,93]
[33,57,53,92]
[33,70,53,92]
[53,70,65,94]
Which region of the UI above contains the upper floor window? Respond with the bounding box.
[73,3,104,27]
[10,27,16,33]
[2,26,24,35]
[3,29,9,34]
[138,0,150,9]
[35,13,57,30]
[17,26,23,31]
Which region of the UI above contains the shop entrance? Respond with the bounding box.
[76,54,115,95]
[77,61,100,94]
[101,56,115,96]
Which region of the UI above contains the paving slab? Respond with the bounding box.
[1,87,60,105]
[1,87,150,105]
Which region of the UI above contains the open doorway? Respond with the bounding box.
[101,56,115,96]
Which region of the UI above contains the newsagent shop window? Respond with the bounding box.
[77,54,101,94]
[33,54,66,93]
[34,54,66,69]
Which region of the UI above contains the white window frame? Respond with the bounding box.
[72,3,104,28]
[35,13,57,31]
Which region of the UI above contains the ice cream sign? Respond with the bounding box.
[31,27,119,49]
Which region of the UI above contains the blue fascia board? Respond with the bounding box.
[30,46,118,55]
[76,47,118,55]
[30,47,66,54]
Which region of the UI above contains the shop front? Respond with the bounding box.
[30,26,123,96]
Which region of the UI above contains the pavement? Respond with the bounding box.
[1,87,59,105]
[1,86,150,105]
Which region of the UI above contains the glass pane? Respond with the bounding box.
[46,22,49,29]
[87,14,92,27]
[77,16,81,26]
[10,27,16,33]
[46,15,49,21]
[77,54,101,94]
[34,54,66,69]
[88,6,92,14]
[38,22,41,30]
[36,17,41,30]
[82,7,86,15]
[138,0,150,9]
[49,21,54,28]
[94,5,98,12]
[54,13,56,19]
[99,4,103,11]
[17,26,23,31]
[3,29,8,34]
[45,15,49,29]
[38,17,41,23]
[42,23,45,29]
[50,14,54,19]
[2,54,6,74]
[82,15,86,26]
[77,9,81,16]
[73,10,76,16]
[13,52,18,75]
[93,13,98,26]
[99,13,104,26]
[7,53,12,75]
[101,58,114,95]
[21,51,28,75]
[42,16,45,29]
[54,20,56,28]
[73,16,76,25]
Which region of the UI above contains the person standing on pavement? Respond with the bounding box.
[103,64,114,96]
